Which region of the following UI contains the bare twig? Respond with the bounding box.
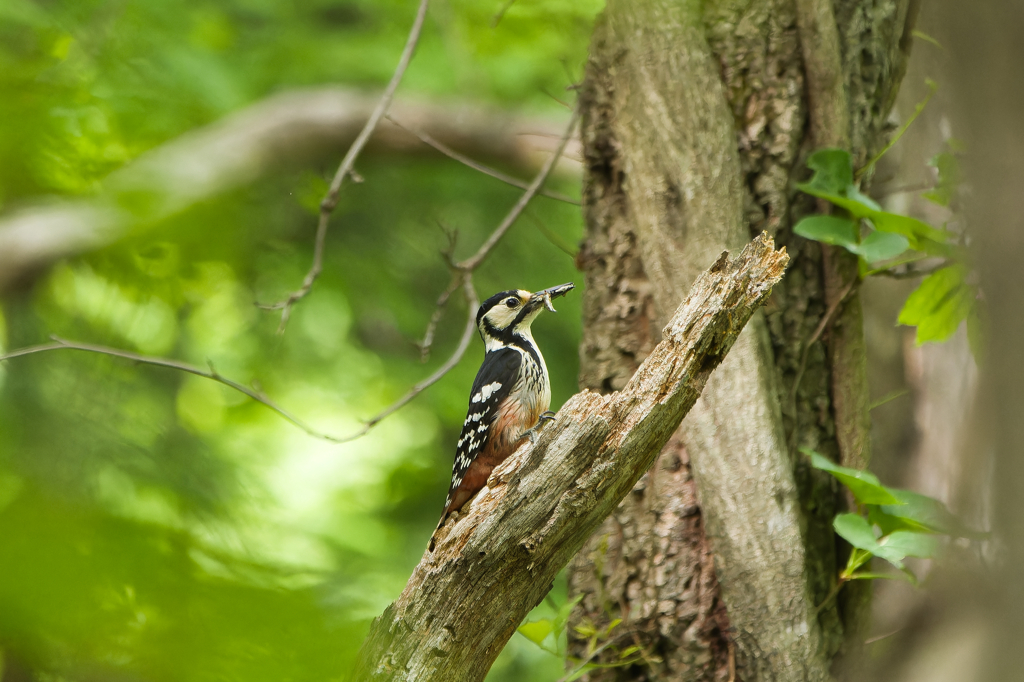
[788,278,858,442]
[556,632,638,682]
[526,210,577,257]
[491,0,518,27]
[417,276,463,362]
[856,78,938,179]
[457,109,580,272]
[338,277,480,444]
[385,115,580,205]
[261,0,431,332]
[0,337,342,442]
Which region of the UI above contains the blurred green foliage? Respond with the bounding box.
[0,0,600,679]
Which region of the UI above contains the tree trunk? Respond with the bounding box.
[569,0,917,679]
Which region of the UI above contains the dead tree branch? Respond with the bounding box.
[352,234,789,681]
[261,0,431,332]
[0,336,341,442]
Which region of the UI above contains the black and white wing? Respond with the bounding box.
[443,347,521,510]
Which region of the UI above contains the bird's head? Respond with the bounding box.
[476,283,574,350]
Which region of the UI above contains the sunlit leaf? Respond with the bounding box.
[518,619,554,646]
[898,266,975,344]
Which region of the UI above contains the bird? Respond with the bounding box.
[429,282,574,551]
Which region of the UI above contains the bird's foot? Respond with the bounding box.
[523,412,557,443]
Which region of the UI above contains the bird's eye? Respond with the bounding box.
[505,297,519,308]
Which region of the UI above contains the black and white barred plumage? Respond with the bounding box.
[429,283,574,550]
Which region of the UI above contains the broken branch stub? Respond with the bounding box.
[352,233,789,682]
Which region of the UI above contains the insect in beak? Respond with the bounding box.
[533,283,575,312]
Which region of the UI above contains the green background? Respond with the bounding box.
[0,0,602,679]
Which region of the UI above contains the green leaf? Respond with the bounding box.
[553,594,584,635]
[834,513,881,553]
[574,622,598,638]
[518,619,553,646]
[793,216,859,249]
[922,150,961,207]
[879,531,940,560]
[853,230,909,263]
[868,211,949,247]
[803,148,854,195]
[868,506,922,536]
[880,489,987,539]
[898,266,974,344]
[803,449,903,505]
[604,618,622,637]
[796,150,949,252]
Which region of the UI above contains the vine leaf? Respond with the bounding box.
[898,265,975,344]
[803,449,902,505]
[796,148,950,250]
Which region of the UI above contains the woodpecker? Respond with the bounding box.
[429,282,574,550]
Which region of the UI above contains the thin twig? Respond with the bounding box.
[869,388,910,411]
[856,78,938,179]
[385,115,580,205]
[417,276,463,361]
[260,0,431,333]
[526,210,577,257]
[458,109,580,272]
[491,0,517,27]
[864,628,904,645]
[0,337,342,442]
[788,278,858,444]
[338,276,479,443]
[556,632,635,682]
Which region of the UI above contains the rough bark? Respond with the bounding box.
[351,235,788,681]
[569,0,916,680]
[0,88,574,292]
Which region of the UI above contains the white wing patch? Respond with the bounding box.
[471,381,502,404]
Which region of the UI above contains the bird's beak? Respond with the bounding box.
[531,282,575,312]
